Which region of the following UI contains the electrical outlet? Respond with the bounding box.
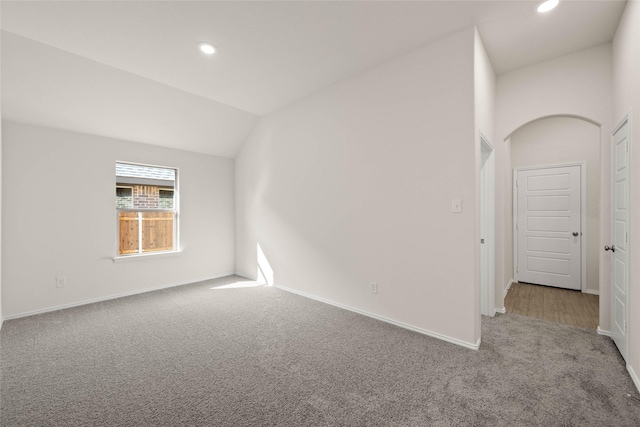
[56,276,66,288]
[370,282,378,294]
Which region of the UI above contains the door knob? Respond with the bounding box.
[605,245,616,252]
[572,232,579,236]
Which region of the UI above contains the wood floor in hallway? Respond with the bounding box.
[504,282,599,330]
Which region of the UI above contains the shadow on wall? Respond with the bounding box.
[211,243,274,289]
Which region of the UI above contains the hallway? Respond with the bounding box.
[504,282,599,330]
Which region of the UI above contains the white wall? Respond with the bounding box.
[236,28,480,348]
[474,29,495,144]
[509,117,601,294]
[503,138,511,295]
[474,28,496,319]
[1,121,235,318]
[612,0,640,388]
[1,32,258,158]
[495,43,612,329]
[0,25,3,328]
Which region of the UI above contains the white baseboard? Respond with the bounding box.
[275,284,480,351]
[583,289,600,296]
[628,365,640,394]
[494,280,513,315]
[504,279,514,298]
[2,273,236,321]
[597,326,611,337]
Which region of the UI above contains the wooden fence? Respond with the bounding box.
[119,211,174,254]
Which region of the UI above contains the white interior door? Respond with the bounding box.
[515,165,582,290]
[610,117,630,360]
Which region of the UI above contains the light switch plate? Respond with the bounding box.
[452,199,462,213]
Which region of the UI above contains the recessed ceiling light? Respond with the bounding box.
[537,0,559,13]
[198,42,217,55]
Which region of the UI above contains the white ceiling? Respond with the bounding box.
[0,0,627,157]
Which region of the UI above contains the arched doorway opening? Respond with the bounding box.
[503,115,601,329]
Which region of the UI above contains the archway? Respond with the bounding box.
[503,115,602,328]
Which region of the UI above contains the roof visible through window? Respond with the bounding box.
[116,163,175,181]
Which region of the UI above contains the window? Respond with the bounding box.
[116,186,133,209]
[116,162,178,256]
[158,189,174,209]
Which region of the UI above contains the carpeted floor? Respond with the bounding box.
[2,275,640,426]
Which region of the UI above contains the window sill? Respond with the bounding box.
[113,250,182,263]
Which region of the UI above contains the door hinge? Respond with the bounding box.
[515,179,518,187]
[627,141,629,152]
[627,232,629,243]
[625,321,628,333]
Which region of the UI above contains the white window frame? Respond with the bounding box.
[113,161,180,262]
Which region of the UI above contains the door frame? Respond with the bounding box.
[513,161,587,292]
[480,132,496,316]
[610,114,631,360]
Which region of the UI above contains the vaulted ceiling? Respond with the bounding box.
[1,1,627,157]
